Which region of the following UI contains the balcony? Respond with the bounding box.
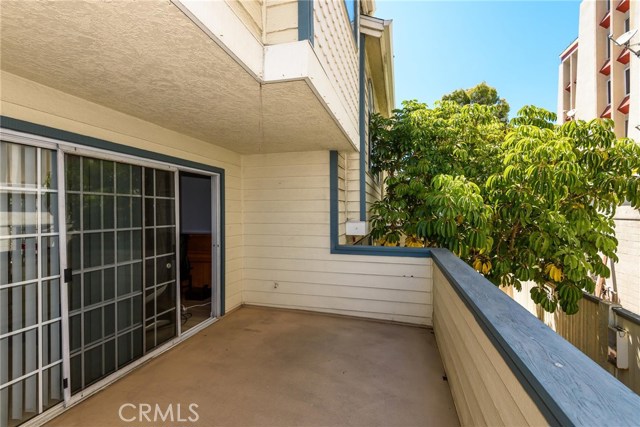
[617,48,631,64]
[0,1,359,154]
[46,306,460,427]
[44,250,640,427]
[599,10,611,29]
[599,58,612,75]
[617,0,630,13]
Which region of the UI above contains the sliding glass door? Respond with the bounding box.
[65,154,178,394]
[1,134,218,426]
[0,141,62,427]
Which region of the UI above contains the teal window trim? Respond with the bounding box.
[298,0,314,45]
[358,33,366,221]
[329,150,431,258]
[0,115,227,314]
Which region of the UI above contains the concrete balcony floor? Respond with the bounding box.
[47,307,459,427]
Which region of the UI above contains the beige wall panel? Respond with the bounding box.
[243,223,328,236]
[346,149,361,222]
[1,72,244,312]
[242,163,328,178]
[613,210,640,314]
[225,0,263,40]
[243,188,329,201]
[242,268,429,290]
[243,211,328,225]
[242,151,433,325]
[243,200,329,213]
[265,0,297,44]
[265,29,299,44]
[243,234,328,249]
[244,176,329,189]
[243,280,430,305]
[243,150,328,166]
[338,151,348,244]
[244,291,431,322]
[244,257,428,277]
[433,267,548,426]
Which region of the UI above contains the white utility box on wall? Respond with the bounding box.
[346,221,368,236]
[608,326,629,370]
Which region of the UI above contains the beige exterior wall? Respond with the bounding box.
[432,266,548,426]
[613,206,640,314]
[345,152,382,227]
[226,0,264,41]
[241,151,433,325]
[265,0,298,44]
[346,152,361,222]
[1,73,426,325]
[0,71,245,312]
[337,151,348,244]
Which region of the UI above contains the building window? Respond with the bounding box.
[607,79,611,105]
[625,67,631,95]
[625,17,630,32]
[607,32,611,59]
[343,0,359,45]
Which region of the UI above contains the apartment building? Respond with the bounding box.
[0,1,402,425]
[558,0,640,313]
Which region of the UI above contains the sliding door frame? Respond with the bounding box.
[0,127,223,419]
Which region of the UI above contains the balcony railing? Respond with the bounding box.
[430,248,640,426]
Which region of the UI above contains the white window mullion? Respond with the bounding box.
[174,171,182,337]
[37,147,44,415]
[56,148,72,405]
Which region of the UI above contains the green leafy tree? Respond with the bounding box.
[370,100,640,314]
[442,82,510,123]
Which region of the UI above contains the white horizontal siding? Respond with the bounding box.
[242,151,432,325]
[338,151,347,244]
[346,151,383,224]
[0,71,244,312]
[433,265,547,426]
[313,0,359,135]
[265,0,298,44]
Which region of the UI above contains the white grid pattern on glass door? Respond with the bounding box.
[0,141,62,427]
[143,168,177,351]
[65,155,144,393]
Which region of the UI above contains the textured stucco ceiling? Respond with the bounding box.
[0,0,351,153]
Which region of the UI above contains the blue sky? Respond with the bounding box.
[374,0,582,116]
